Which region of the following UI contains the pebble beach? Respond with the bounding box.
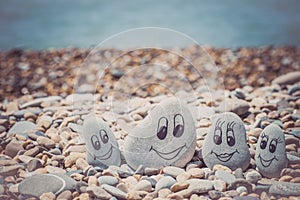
[1,46,300,200]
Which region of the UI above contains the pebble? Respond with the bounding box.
[228,179,252,193]
[37,136,56,149]
[202,112,250,171]
[215,170,236,184]
[102,184,127,199]
[272,71,300,86]
[245,170,262,184]
[187,168,205,179]
[98,176,119,186]
[27,159,43,172]
[0,165,24,176]
[56,190,72,200]
[218,99,250,116]
[170,182,189,192]
[155,176,176,191]
[158,188,172,198]
[132,180,152,192]
[124,98,196,170]
[162,166,185,178]
[213,180,227,192]
[40,192,56,200]
[186,179,213,194]
[8,121,37,136]
[269,181,300,196]
[86,186,112,199]
[5,139,24,158]
[18,174,77,198]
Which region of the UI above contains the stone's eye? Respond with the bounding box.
[91,135,101,150]
[214,129,222,145]
[260,134,268,150]
[226,130,235,146]
[269,139,277,153]
[173,125,184,137]
[157,117,168,140]
[173,114,184,138]
[100,130,109,144]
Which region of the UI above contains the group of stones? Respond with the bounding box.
[1,71,300,199]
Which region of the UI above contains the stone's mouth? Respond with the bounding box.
[258,154,277,167]
[93,145,113,160]
[149,144,187,160]
[211,149,239,162]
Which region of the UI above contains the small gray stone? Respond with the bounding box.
[228,179,252,193]
[245,170,262,184]
[186,179,213,194]
[272,71,300,86]
[269,182,300,196]
[102,184,127,199]
[215,170,236,184]
[202,112,250,171]
[83,114,121,167]
[0,165,24,176]
[155,176,176,191]
[217,99,250,116]
[56,190,72,200]
[20,96,62,109]
[86,186,112,199]
[124,98,196,170]
[133,180,152,192]
[162,166,185,178]
[98,176,119,186]
[8,121,36,136]
[18,173,76,198]
[288,85,300,95]
[287,153,300,164]
[236,186,248,194]
[255,124,287,178]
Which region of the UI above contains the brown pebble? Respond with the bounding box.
[290,177,300,183]
[167,188,193,199]
[158,188,172,198]
[37,136,55,149]
[176,172,191,183]
[278,175,293,182]
[170,182,189,192]
[57,190,72,200]
[5,139,24,158]
[268,111,279,119]
[187,168,205,179]
[212,164,232,173]
[40,192,56,200]
[283,121,294,130]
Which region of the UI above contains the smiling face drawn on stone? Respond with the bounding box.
[83,115,121,168]
[255,124,287,178]
[202,112,250,171]
[123,98,196,170]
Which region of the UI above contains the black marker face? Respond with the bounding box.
[210,119,239,163]
[269,139,277,153]
[91,129,110,150]
[260,133,268,149]
[151,113,186,160]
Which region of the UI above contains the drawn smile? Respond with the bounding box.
[258,154,277,167]
[149,144,187,160]
[211,149,239,162]
[93,145,113,160]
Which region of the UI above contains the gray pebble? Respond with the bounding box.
[124,98,196,170]
[215,170,236,184]
[202,112,250,171]
[8,121,37,136]
[186,179,213,194]
[269,181,300,196]
[162,166,185,178]
[155,176,176,191]
[102,184,127,200]
[98,176,119,186]
[255,124,287,178]
[132,180,152,192]
[245,170,262,184]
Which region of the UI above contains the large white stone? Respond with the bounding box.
[202,112,250,171]
[255,124,287,178]
[83,114,121,168]
[124,97,196,170]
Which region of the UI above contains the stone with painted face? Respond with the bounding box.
[255,124,287,178]
[123,97,196,170]
[202,112,250,171]
[83,114,121,168]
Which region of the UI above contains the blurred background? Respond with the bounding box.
[0,0,300,50]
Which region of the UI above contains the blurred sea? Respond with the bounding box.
[0,0,300,50]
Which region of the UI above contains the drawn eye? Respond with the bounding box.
[213,119,223,145]
[91,135,101,150]
[260,133,268,150]
[100,130,109,144]
[269,139,277,153]
[157,117,168,140]
[226,130,235,146]
[173,114,184,138]
[214,129,222,145]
